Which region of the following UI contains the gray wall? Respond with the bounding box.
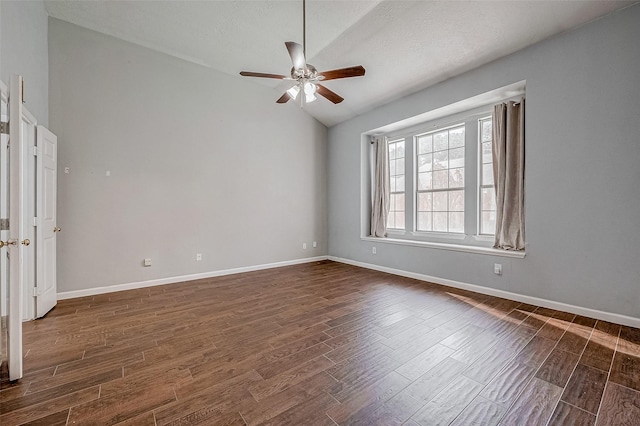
[328,5,640,319]
[0,0,49,126]
[49,19,327,293]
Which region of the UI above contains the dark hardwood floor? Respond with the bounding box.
[1,260,638,425]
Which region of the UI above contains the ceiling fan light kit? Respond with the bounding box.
[239,0,365,106]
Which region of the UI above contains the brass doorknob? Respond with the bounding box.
[54,227,61,232]
[0,241,5,248]
[1,239,17,247]
[22,239,30,246]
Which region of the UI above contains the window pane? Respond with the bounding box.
[396,212,405,229]
[433,212,448,232]
[395,193,405,211]
[417,212,432,231]
[482,120,492,142]
[396,142,405,158]
[417,154,432,172]
[433,192,447,211]
[434,131,448,151]
[386,212,395,229]
[449,212,464,233]
[417,135,432,154]
[448,190,464,212]
[433,170,448,189]
[389,158,396,176]
[417,192,432,212]
[482,141,493,164]
[449,147,464,169]
[433,150,448,170]
[396,158,405,175]
[418,172,432,190]
[395,175,405,192]
[482,163,494,186]
[482,211,496,235]
[449,168,464,188]
[449,127,465,148]
[481,188,495,210]
[389,144,397,160]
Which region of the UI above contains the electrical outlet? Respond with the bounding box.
[303,243,307,250]
[144,258,152,267]
[196,253,202,261]
[372,247,377,255]
[312,241,317,248]
[494,263,502,275]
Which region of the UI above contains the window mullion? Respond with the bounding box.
[405,136,414,232]
[464,118,479,237]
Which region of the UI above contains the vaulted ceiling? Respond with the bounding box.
[44,0,634,127]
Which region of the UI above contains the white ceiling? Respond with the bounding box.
[44,0,634,127]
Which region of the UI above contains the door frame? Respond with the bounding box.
[8,74,25,380]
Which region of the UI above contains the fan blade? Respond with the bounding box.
[276,92,292,104]
[285,41,306,71]
[319,66,365,81]
[240,71,287,79]
[316,84,344,104]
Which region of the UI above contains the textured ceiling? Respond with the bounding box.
[44,0,634,127]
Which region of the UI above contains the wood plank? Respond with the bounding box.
[343,390,423,426]
[596,381,640,426]
[240,372,337,426]
[561,363,608,414]
[536,348,580,388]
[404,357,467,403]
[248,356,334,401]
[479,360,537,406]
[500,377,563,426]
[326,371,411,424]
[254,392,338,426]
[395,344,455,381]
[19,409,69,426]
[548,401,595,426]
[411,375,484,426]
[609,352,640,392]
[449,396,505,426]
[0,386,99,425]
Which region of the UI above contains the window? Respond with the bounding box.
[416,124,465,233]
[387,139,405,230]
[479,117,496,235]
[363,83,525,254]
[375,104,506,245]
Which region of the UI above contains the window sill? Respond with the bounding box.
[361,236,526,258]
[411,231,466,241]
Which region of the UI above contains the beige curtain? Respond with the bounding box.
[371,136,389,237]
[492,99,525,250]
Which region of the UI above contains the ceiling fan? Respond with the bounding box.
[239,0,365,105]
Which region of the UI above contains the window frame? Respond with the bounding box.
[387,138,406,231]
[381,105,494,246]
[478,116,497,236]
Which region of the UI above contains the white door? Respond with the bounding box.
[36,126,57,317]
[7,74,25,381]
[21,109,37,321]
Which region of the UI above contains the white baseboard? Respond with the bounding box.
[328,256,640,329]
[57,256,329,300]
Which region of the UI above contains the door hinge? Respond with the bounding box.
[0,121,8,135]
[33,287,38,297]
[33,217,39,227]
[0,218,8,230]
[33,146,39,156]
